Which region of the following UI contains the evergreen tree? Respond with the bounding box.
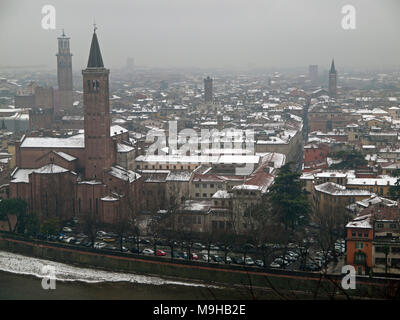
[330,150,367,169]
[389,169,400,200]
[0,198,28,232]
[268,163,311,231]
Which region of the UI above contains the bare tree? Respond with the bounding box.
[79,210,102,248]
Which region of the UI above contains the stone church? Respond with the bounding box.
[10,29,143,223]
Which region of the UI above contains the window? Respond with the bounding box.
[377,223,384,228]
[210,184,214,188]
[392,247,400,254]
[218,184,222,189]
[202,193,207,198]
[354,251,366,264]
[364,233,368,237]
[355,242,364,249]
[392,259,400,267]
[202,183,207,188]
[351,232,356,237]
[375,258,386,265]
[195,184,199,188]
[195,193,200,197]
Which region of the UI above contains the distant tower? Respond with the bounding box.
[126,57,134,72]
[82,28,114,180]
[204,76,213,103]
[217,113,223,131]
[328,59,337,98]
[56,30,73,110]
[309,65,318,85]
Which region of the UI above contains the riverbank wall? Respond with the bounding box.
[0,233,397,298]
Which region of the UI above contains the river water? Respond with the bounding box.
[0,250,278,300]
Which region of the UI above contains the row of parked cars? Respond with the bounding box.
[40,228,299,269]
[132,246,265,267]
[270,250,300,268]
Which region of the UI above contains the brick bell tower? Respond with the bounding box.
[328,59,337,99]
[82,27,114,180]
[56,29,73,110]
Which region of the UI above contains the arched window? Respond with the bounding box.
[354,251,366,265]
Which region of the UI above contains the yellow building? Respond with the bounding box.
[313,182,373,213]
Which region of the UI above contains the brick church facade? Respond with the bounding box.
[10,30,143,224]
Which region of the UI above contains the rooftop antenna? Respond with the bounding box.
[93,19,97,33]
[61,28,65,37]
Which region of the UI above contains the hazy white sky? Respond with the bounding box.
[0,0,399,70]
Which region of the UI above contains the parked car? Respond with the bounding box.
[190,253,199,260]
[97,231,107,237]
[139,239,151,245]
[284,254,296,262]
[202,254,209,262]
[167,240,179,247]
[180,252,189,259]
[102,237,116,243]
[274,257,289,266]
[270,262,281,268]
[62,227,72,233]
[225,256,232,264]
[142,248,154,255]
[211,255,223,263]
[232,256,244,265]
[63,237,76,244]
[130,247,142,254]
[255,260,264,267]
[156,249,166,256]
[302,262,320,271]
[172,251,180,259]
[94,242,106,249]
[82,240,93,247]
[193,243,205,250]
[245,257,255,266]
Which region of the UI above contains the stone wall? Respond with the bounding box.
[0,233,394,298]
